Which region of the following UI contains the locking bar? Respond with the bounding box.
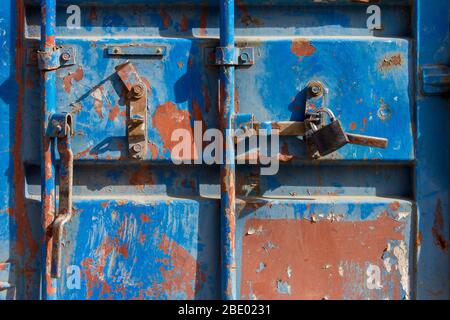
[51,126,74,279]
[45,113,74,279]
[40,0,58,298]
[115,61,148,160]
[37,46,76,71]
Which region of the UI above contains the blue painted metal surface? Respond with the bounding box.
[0,0,448,300]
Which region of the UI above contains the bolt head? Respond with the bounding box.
[240,52,249,62]
[132,144,142,153]
[61,52,71,61]
[131,83,145,98]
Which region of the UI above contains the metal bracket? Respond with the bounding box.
[205,47,255,66]
[46,112,74,138]
[37,46,76,71]
[421,65,450,95]
[115,61,148,160]
[107,45,167,57]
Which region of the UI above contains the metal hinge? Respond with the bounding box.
[421,65,450,95]
[205,47,255,66]
[36,46,76,71]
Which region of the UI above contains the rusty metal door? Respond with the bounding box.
[0,0,448,300]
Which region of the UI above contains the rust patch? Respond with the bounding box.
[199,6,208,36]
[349,122,357,131]
[108,105,120,121]
[75,147,91,160]
[140,213,151,223]
[152,102,198,160]
[63,66,83,93]
[13,0,40,294]
[236,0,263,26]
[155,235,204,299]
[416,231,423,248]
[241,212,405,300]
[432,199,448,251]
[147,141,159,159]
[89,7,97,21]
[380,54,403,71]
[160,9,171,28]
[291,40,316,59]
[389,201,401,211]
[129,165,154,191]
[177,61,184,69]
[180,14,189,32]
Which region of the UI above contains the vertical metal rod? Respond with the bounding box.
[40,0,57,299]
[219,0,237,300]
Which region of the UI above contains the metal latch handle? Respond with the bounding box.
[47,113,74,279]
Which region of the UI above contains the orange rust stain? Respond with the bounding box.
[199,6,208,36]
[118,244,129,258]
[152,102,198,160]
[63,66,83,93]
[236,0,263,26]
[241,212,405,300]
[140,213,151,223]
[129,165,154,191]
[108,105,120,121]
[156,235,203,299]
[188,58,194,68]
[349,122,357,131]
[291,40,316,59]
[94,99,103,119]
[13,1,40,288]
[279,142,294,162]
[116,200,128,206]
[89,7,97,21]
[416,231,423,248]
[380,54,403,71]
[180,14,189,32]
[177,61,184,69]
[75,147,91,160]
[160,9,171,28]
[389,201,401,211]
[101,202,109,208]
[360,117,367,133]
[147,141,159,159]
[139,232,146,245]
[432,199,448,251]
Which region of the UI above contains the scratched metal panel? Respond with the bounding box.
[50,198,219,299]
[235,38,413,161]
[236,199,412,300]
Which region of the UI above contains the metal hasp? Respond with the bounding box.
[47,113,74,279]
[219,0,237,300]
[421,65,450,95]
[115,61,148,160]
[304,81,388,158]
[37,46,76,71]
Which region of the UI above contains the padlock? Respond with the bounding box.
[306,108,349,157]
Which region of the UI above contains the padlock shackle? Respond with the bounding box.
[316,108,336,121]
